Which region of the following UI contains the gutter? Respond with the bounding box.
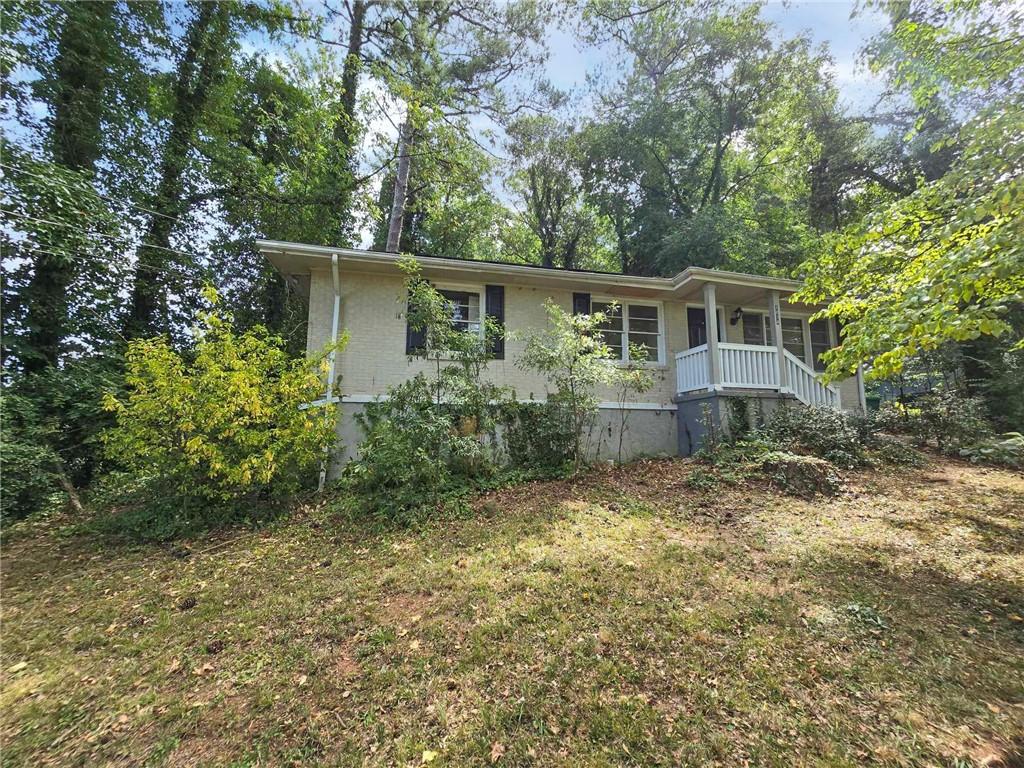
[317,253,342,491]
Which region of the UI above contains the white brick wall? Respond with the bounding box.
[305,264,861,411]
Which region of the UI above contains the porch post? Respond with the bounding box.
[703,282,722,389]
[769,289,788,391]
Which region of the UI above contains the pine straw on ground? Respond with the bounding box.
[2,458,1023,767]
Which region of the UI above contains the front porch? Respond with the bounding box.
[672,281,840,409]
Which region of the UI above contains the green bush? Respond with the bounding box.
[500,398,576,473]
[763,404,869,469]
[910,391,992,453]
[868,435,927,467]
[960,432,1024,469]
[346,376,499,521]
[102,290,340,509]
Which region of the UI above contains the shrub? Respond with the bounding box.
[960,432,1024,469]
[102,290,340,507]
[869,435,928,467]
[346,376,499,521]
[517,299,629,471]
[763,404,869,469]
[760,451,842,498]
[911,391,992,453]
[345,260,510,521]
[1,391,63,521]
[500,399,576,473]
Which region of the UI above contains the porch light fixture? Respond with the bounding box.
[730,307,743,325]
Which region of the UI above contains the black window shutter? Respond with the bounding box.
[485,284,505,359]
[572,292,591,315]
[405,283,428,355]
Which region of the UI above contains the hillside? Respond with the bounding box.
[3,458,1023,767]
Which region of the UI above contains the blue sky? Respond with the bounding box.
[538,0,888,113]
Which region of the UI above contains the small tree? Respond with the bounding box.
[518,299,619,472]
[102,289,344,504]
[614,341,657,463]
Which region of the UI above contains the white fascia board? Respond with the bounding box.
[257,239,808,299]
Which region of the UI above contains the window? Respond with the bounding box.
[686,307,725,348]
[628,304,660,360]
[742,312,767,346]
[780,317,805,360]
[438,289,482,336]
[593,300,662,363]
[809,318,832,372]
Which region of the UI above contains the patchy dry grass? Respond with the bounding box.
[2,458,1023,767]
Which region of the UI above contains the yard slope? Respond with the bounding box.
[2,458,1023,767]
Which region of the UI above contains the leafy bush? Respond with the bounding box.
[346,376,500,521]
[763,404,869,469]
[344,260,511,521]
[869,435,927,467]
[102,290,340,507]
[760,451,842,498]
[960,432,1024,469]
[517,299,633,471]
[1,391,61,521]
[500,399,576,473]
[910,391,992,453]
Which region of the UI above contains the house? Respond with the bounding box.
[258,239,866,469]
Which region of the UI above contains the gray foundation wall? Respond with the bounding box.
[675,389,796,456]
[325,401,678,479]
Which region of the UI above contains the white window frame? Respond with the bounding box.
[592,297,666,366]
[433,281,486,340]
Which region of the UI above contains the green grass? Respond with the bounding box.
[3,458,1023,766]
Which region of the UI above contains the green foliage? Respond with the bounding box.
[869,435,927,468]
[345,261,511,520]
[499,399,576,473]
[798,0,1024,380]
[764,405,869,469]
[580,1,835,275]
[760,451,843,498]
[0,391,64,521]
[517,299,621,471]
[907,391,992,453]
[102,290,340,506]
[960,432,1024,469]
[345,376,499,522]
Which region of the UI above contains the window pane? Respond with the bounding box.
[742,313,765,345]
[781,318,805,360]
[628,304,658,320]
[628,332,658,360]
[810,319,831,372]
[593,302,623,329]
[439,290,481,335]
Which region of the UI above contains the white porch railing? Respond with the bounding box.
[675,344,841,409]
[719,343,779,390]
[675,344,710,393]
[783,350,841,409]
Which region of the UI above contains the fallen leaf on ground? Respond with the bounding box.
[490,741,506,763]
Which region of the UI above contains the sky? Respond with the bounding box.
[349,0,892,245]
[537,1,888,113]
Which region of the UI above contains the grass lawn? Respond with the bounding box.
[2,457,1023,767]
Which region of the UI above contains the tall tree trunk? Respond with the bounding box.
[385,118,414,252]
[329,0,367,245]
[126,1,234,339]
[22,1,113,373]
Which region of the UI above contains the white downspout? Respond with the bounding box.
[318,254,342,491]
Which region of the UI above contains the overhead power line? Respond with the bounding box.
[2,210,213,264]
[0,161,193,226]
